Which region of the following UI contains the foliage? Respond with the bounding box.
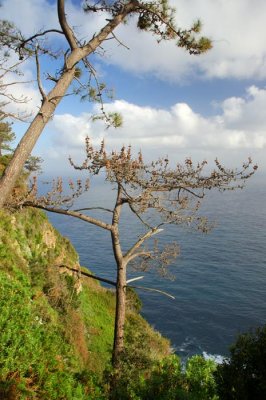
[0,122,42,197]
[215,325,266,400]
[0,19,23,54]
[24,155,43,174]
[126,287,143,313]
[185,355,218,400]
[79,278,116,373]
[109,311,170,399]
[0,121,15,155]
[113,354,218,400]
[0,207,173,398]
[0,209,87,398]
[0,269,86,399]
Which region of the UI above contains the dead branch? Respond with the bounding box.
[73,206,113,213]
[124,228,164,262]
[35,46,47,101]
[22,201,112,231]
[58,264,116,286]
[130,284,175,300]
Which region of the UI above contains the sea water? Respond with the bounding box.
[47,180,266,361]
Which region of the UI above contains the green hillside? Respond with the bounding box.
[0,207,170,399]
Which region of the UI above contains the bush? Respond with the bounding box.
[140,355,184,400]
[215,325,266,400]
[185,355,218,400]
[0,270,86,399]
[110,353,218,400]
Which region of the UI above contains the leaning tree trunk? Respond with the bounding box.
[0,0,139,208]
[0,61,77,207]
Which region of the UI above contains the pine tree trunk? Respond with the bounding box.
[0,60,78,207]
[112,261,127,370]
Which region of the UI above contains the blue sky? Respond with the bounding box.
[1,0,266,178]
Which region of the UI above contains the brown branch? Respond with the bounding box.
[35,46,47,101]
[0,80,33,88]
[58,264,116,286]
[126,250,153,264]
[109,31,130,50]
[19,29,63,45]
[22,201,112,231]
[0,110,30,122]
[124,227,163,262]
[0,92,29,104]
[73,206,113,213]
[81,0,139,56]
[57,0,78,50]
[128,201,153,230]
[58,265,174,299]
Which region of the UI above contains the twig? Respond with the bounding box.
[73,206,113,213]
[35,45,47,101]
[58,264,116,286]
[109,31,130,50]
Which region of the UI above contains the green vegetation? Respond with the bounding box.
[1,200,265,399]
[215,326,266,400]
[0,207,170,398]
[110,354,219,400]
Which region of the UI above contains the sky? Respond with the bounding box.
[1,0,266,179]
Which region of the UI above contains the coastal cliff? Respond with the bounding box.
[0,207,170,399]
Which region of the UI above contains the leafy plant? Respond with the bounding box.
[215,325,266,400]
[0,269,86,399]
[185,355,218,399]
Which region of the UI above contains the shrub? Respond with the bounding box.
[215,325,266,400]
[185,355,218,400]
[0,270,86,399]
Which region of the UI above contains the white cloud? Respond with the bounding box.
[1,0,57,36]
[0,0,107,44]
[99,0,266,81]
[2,0,266,83]
[40,85,266,174]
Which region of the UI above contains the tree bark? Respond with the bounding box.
[110,184,127,371]
[0,62,77,206]
[0,0,139,208]
[112,260,127,370]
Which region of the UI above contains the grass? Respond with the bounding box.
[0,207,172,398]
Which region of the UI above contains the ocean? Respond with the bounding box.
[47,179,266,361]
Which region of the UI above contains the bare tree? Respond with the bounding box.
[18,138,257,374]
[0,0,212,207]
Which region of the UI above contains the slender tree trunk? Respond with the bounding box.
[0,54,78,206]
[110,184,127,372]
[112,260,127,370]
